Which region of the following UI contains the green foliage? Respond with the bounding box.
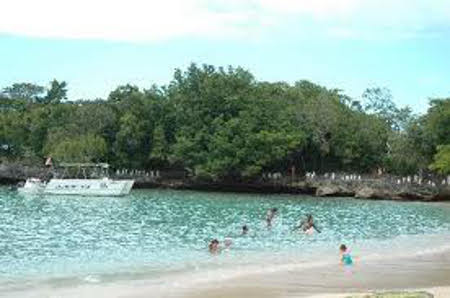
[1,80,68,105]
[0,65,446,178]
[1,83,45,102]
[25,106,51,155]
[45,133,107,163]
[333,112,389,172]
[168,64,304,179]
[384,132,425,175]
[0,110,28,157]
[114,111,151,168]
[108,84,140,103]
[44,80,67,103]
[430,145,450,174]
[149,125,169,165]
[424,98,450,146]
[363,87,414,131]
[346,291,432,298]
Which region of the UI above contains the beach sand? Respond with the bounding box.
[181,251,450,298]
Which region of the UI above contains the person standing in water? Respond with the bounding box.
[294,214,321,234]
[266,208,278,227]
[241,225,249,235]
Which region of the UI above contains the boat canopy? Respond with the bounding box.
[58,163,110,169]
[52,163,110,179]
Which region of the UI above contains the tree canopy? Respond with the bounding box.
[1,64,449,181]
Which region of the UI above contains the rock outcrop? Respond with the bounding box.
[430,188,450,201]
[355,186,387,199]
[0,162,49,183]
[315,184,354,197]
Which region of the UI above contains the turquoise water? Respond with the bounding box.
[1,188,450,289]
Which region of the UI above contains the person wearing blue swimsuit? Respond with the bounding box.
[339,244,353,266]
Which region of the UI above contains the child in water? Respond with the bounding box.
[339,244,353,266]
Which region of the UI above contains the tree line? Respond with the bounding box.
[1,64,449,180]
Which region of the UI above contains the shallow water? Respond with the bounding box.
[1,188,450,293]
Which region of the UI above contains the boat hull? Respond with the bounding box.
[17,179,45,195]
[19,179,134,196]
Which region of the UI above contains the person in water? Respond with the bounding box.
[339,244,353,266]
[209,239,220,254]
[266,208,278,227]
[242,225,249,235]
[294,214,321,234]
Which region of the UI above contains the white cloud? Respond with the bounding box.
[258,0,358,18]
[0,0,256,41]
[0,0,449,41]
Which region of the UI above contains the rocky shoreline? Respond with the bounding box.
[1,162,449,201]
[142,179,450,201]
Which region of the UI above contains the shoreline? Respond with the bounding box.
[181,249,450,298]
[3,233,450,298]
[133,179,450,202]
[1,167,449,202]
[1,162,449,202]
[3,179,450,202]
[4,250,450,298]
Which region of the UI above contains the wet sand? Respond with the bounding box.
[182,251,450,298]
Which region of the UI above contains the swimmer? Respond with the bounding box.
[242,225,249,235]
[294,214,321,234]
[339,244,353,266]
[266,208,278,227]
[209,239,220,254]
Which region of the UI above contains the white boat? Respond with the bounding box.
[18,178,46,195]
[18,163,134,197]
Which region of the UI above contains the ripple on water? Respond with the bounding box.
[0,188,449,283]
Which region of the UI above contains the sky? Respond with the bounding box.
[1,0,450,113]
